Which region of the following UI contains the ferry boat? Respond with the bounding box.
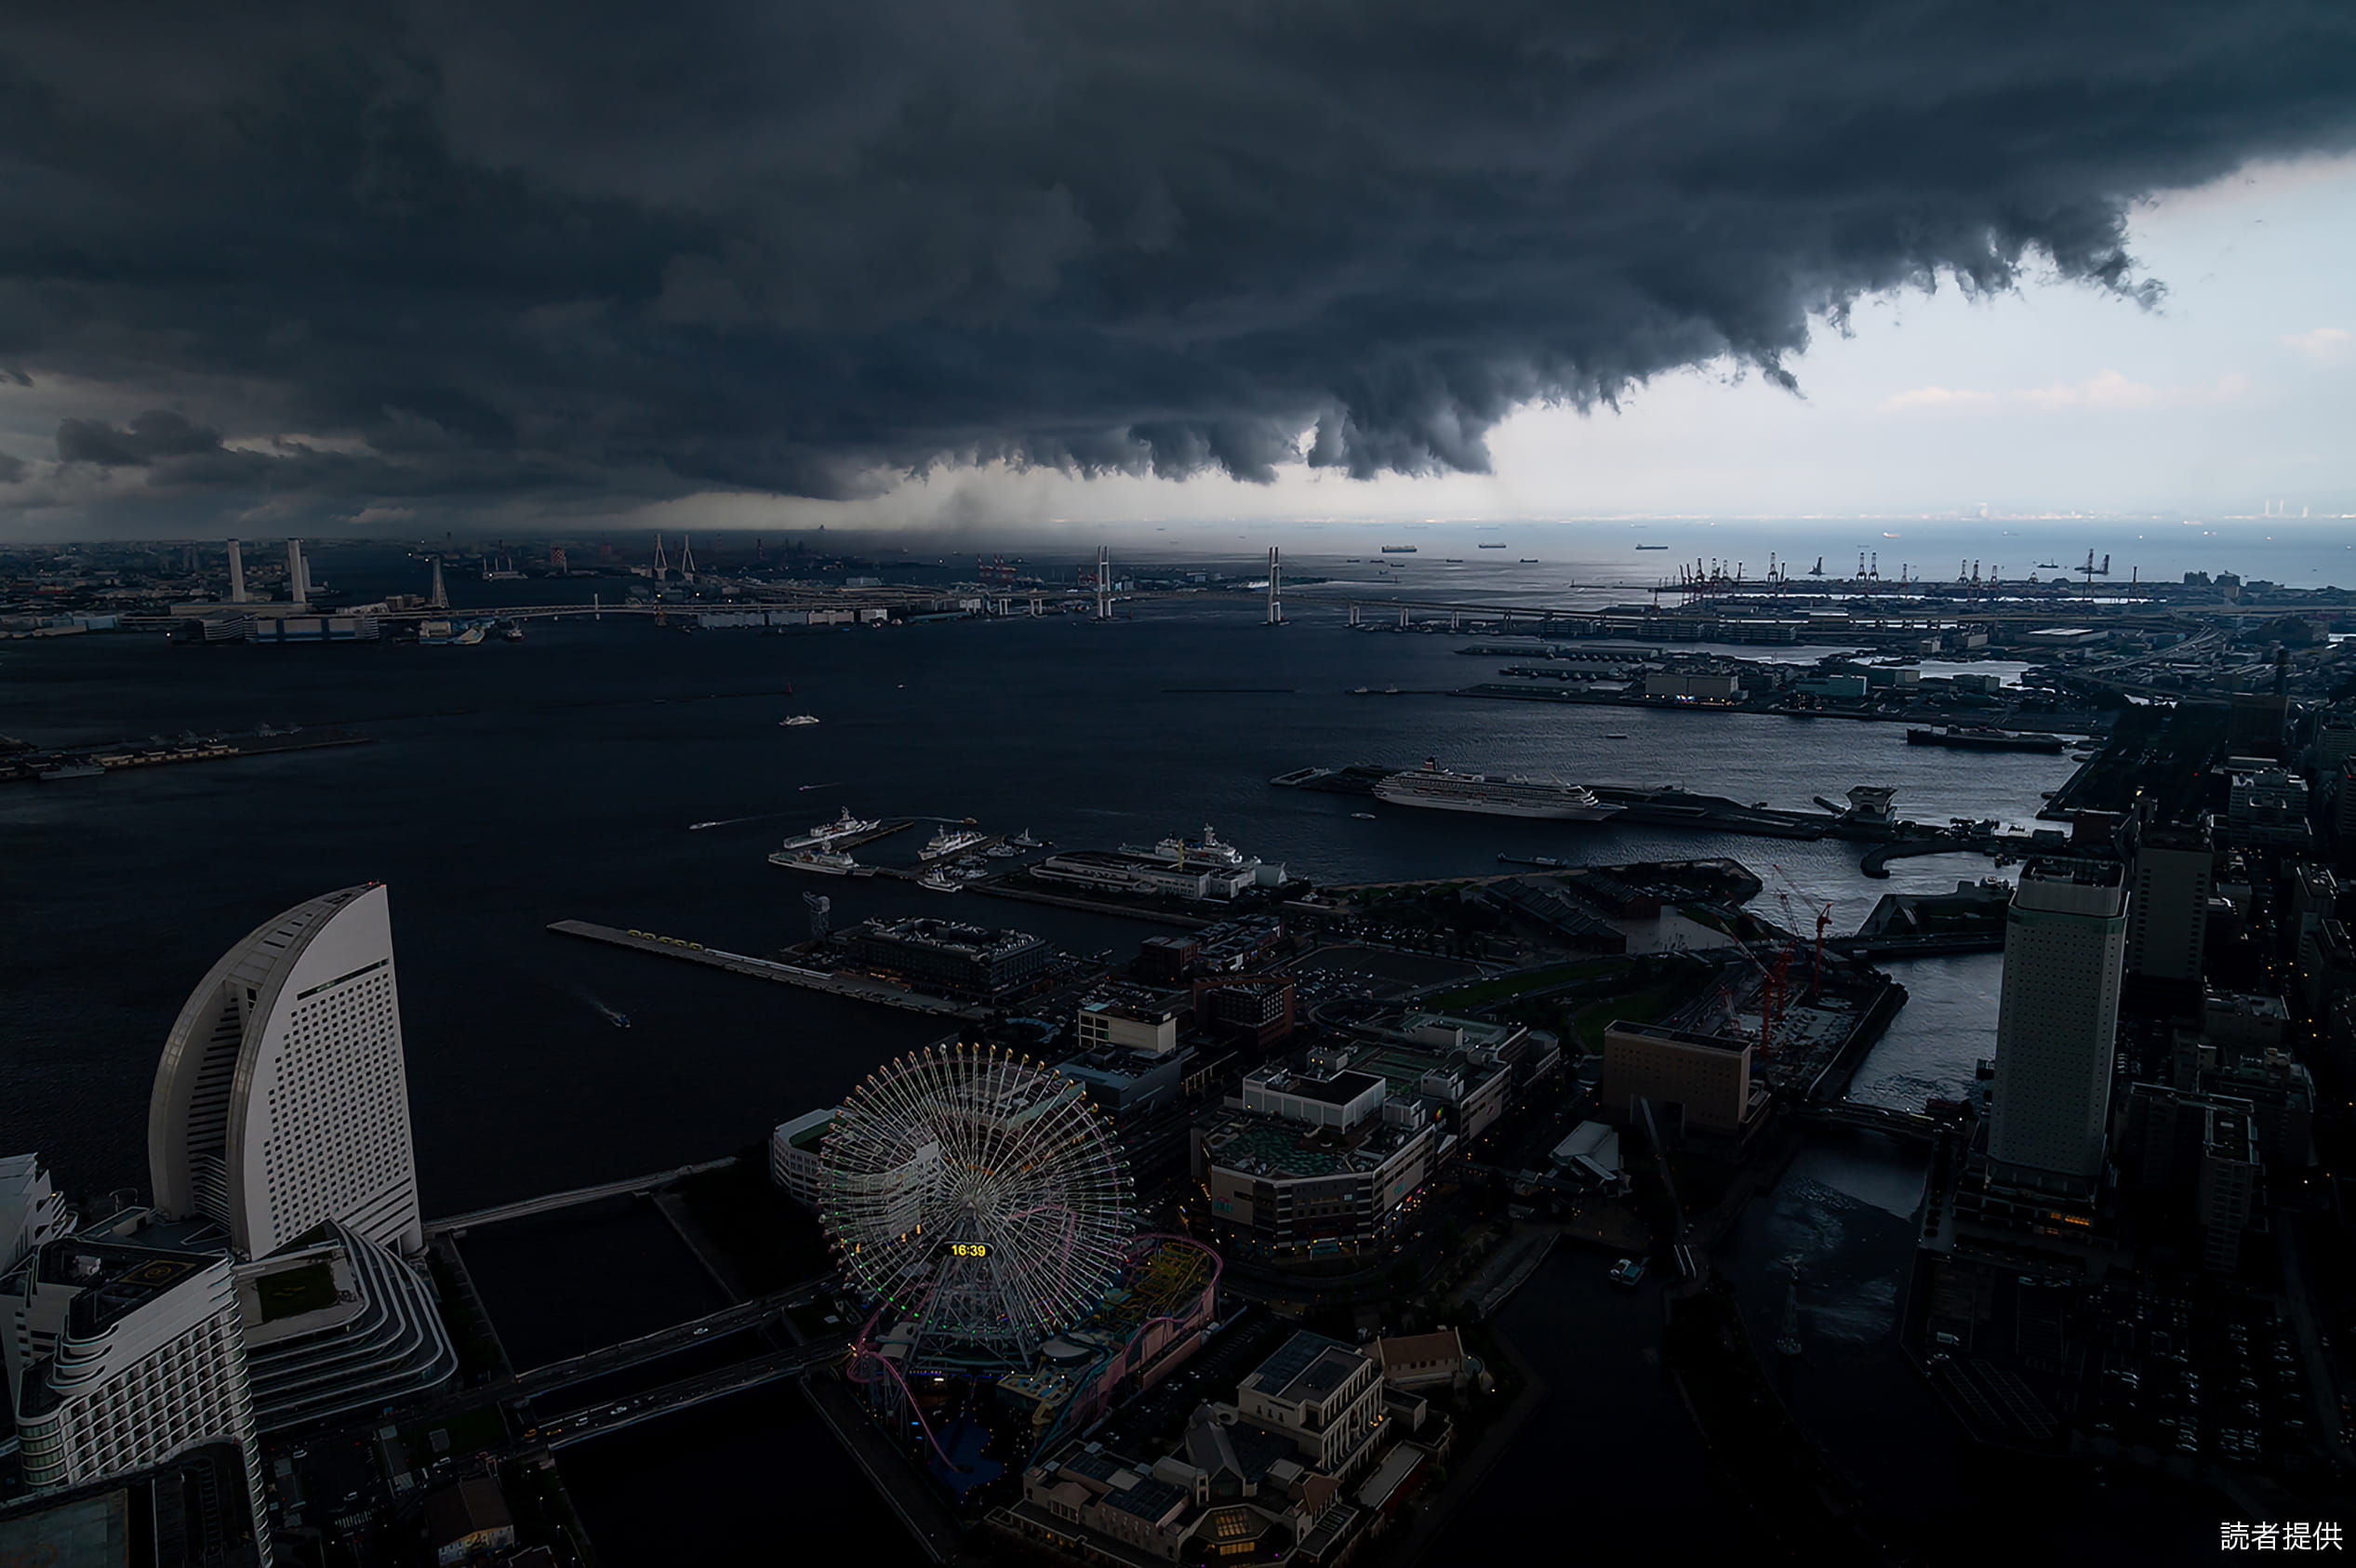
[1120,825,1253,870]
[921,828,989,860]
[1904,725,2066,755]
[779,713,821,726]
[780,807,878,851]
[1373,758,1619,821]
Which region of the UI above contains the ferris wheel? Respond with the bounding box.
[818,1043,1136,1364]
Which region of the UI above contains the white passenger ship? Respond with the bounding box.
[1372,758,1618,820]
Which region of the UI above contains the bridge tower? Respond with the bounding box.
[1265,547,1283,625]
[652,533,669,576]
[679,535,696,577]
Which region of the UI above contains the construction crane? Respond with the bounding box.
[1768,863,1835,1001]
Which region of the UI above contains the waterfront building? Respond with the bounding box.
[1371,1329,1466,1393]
[0,1154,72,1281]
[1597,1021,1760,1137]
[766,1109,836,1207]
[1986,860,2127,1195]
[998,1325,1440,1568]
[233,1222,459,1432]
[2125,821,2213,984]
[150,884,422,1260]
[832,916,1052,1000]
[1033,847,1260,902]
[0,1234,268,1560]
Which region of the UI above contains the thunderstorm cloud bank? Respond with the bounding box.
[3,0,2355,530]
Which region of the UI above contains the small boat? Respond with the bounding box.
[1009,829,1042,848]
[1519,558,1539,564]
[916,869,962,894]
[984,844,1018,858]
[1604,733,1629,739]
[1351,812,1377,820]
[687,820,721,831]
[779,714,821,727]
[1609,1257,1646,1287]
[500,623,524,642]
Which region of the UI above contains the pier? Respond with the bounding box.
[547,919,988,1018]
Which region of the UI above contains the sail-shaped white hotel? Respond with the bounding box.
[149,884,424,1259]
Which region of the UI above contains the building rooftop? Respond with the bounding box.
[1604,1020,1750,1054]
[1201,1110,1424,1179]
[1246,1330,1369,1406]
[33,1239,220,1341]
[848,917,1045,960]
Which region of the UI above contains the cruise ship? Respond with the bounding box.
[920,827,989,861]
[780,807,879,852]
[1373,759,1619,820]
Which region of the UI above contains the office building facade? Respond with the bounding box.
[1987,860,2127,1193]
[150,884,423,1259]
[2125,823,2212,983]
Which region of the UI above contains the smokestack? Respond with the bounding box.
[226,538,246,604]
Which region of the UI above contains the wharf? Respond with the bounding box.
[0,725,370,784]
[967,874,1218,927]
[547,919,988,1018]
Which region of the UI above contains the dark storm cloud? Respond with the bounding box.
[2,0,2353,524]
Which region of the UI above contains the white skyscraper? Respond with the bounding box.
[2,1234,269,1561]
[285,538,310,604]
[150,884,423,1259]
[1988,859,2128,1191]
[226,537,247,604]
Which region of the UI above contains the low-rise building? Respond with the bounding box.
[234,1222,459,1432]
[1197,1072,1442,1257]
[1371,1329,1465,1393]
[1598,1021,1760,1136]
[1078,990,1185,1056]
[424,1476,517,1565]
[767,1109,836,1206]
[833,916,1053,1000]
[1192,977,1297,1051]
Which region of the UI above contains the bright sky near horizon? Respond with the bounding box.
[674,153,2356,536]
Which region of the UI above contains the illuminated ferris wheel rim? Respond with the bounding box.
[816,1043,1137,1349]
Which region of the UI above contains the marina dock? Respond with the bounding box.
[548,919,988,1018]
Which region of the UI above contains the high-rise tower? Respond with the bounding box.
[149,885,423,1258]
[284,538,309,605]
[226,538,247,604]
[1987,859,2128,1193]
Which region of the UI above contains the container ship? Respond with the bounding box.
[1373,758,1620,820]
[1904,725,2066,754]
[1379,544,1418,553]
